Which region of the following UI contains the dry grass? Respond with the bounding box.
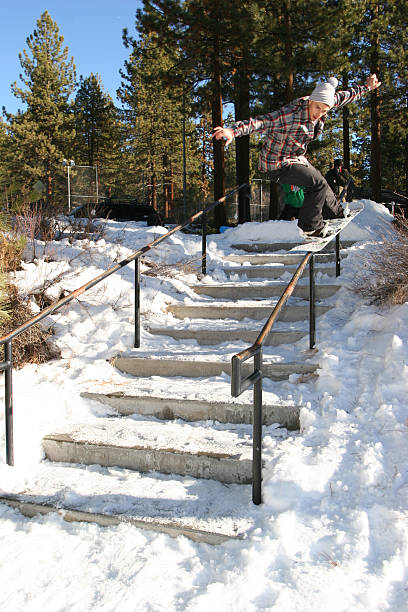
[0,211,61,368]
[0,284,60,369]
[0,233,26,272]
[353,215,408,305]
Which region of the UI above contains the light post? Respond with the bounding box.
[62,159,75,212]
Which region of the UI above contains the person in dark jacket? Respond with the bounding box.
[325,159,352,198]
[213,74,380,237]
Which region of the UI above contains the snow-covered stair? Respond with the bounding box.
[0,463,255,544]
[37,239,344,542]
[43,419,253,484]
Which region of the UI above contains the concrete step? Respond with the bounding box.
[82,386,301,429]
[0,463,256,544]
[146,326,307,346]
[43,419,254,484]
[224,265,336,279]
[167,303,330,322]
[231,240,355,253]
[191,282,339,300]
[223,252,347,265]
[111,355,318,382]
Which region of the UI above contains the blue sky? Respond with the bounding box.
[1,0,144,115]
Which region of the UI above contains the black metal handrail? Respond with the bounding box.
[0,185,248,466]
[231,180,353,505]
[231,253,313,506]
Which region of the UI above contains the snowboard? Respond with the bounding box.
[289,204,364,253]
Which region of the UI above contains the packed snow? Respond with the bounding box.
[1,199,408,611]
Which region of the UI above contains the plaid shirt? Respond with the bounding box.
[230,85,370,171]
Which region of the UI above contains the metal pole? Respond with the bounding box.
[309,254,316,349]
[134,258,140,348]
[5,341,13,466]
[201,213,207,276]
[253,348,263,505]
[336,234,341,277]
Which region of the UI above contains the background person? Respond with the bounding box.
[325,158,353,199]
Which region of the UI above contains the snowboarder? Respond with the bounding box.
[212,74,380,237]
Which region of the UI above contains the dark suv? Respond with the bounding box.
[70,199,163,225]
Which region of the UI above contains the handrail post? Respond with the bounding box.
[309,254,316,349]
[134,258,141,348]
[201,212,207,276]
[5,341,14,466]
[253,348,263,505]
[336,234,341,277]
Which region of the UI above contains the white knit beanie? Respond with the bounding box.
[309,77,338,107]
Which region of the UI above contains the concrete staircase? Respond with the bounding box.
[3,241,346,544]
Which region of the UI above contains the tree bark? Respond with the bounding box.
[406,95,408,198]
[370,19,381,201]
[282,1,294,103]
[235,57,251,223]
[269,182,281,220]
[342,74,350,171]
[211,31,226,227]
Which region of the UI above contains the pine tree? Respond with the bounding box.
[118,31,200,219]
[347,0,399,198]
[73,74,120,167]
[5,11,76,206]
[378,0,408,195]
[137,0,246,226]
[73,74,122,199]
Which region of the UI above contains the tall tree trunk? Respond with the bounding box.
[269,182,281,220]
[211,31,226,227]
[169,164,174,217]
[163,154,169,218]
[267,0,292,220]
[283,1,294,103]
[151,170,157,210]
[235,56,251,224]
[342,74,351,171]
[370,17,381,201]
[406,94,408,197]
[46,159,52,206]
[201,118,210,202]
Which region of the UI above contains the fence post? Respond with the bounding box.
[201,213,207,276]
[5,341,14,466]
[309,254,316,349]
[252,348,263,505]
[336,234,341,277]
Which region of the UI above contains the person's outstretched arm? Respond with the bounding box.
[334,73,381,109]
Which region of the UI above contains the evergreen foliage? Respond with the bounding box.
[5,11,76,206]
[118,31,201,218]
[0,4,406,218]
[73,74,121,169]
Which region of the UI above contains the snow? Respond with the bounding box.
[1,199,408,611]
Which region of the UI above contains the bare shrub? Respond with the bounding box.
[0,283,60,369]
[59,214,107,243]
[353,215,408,305]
